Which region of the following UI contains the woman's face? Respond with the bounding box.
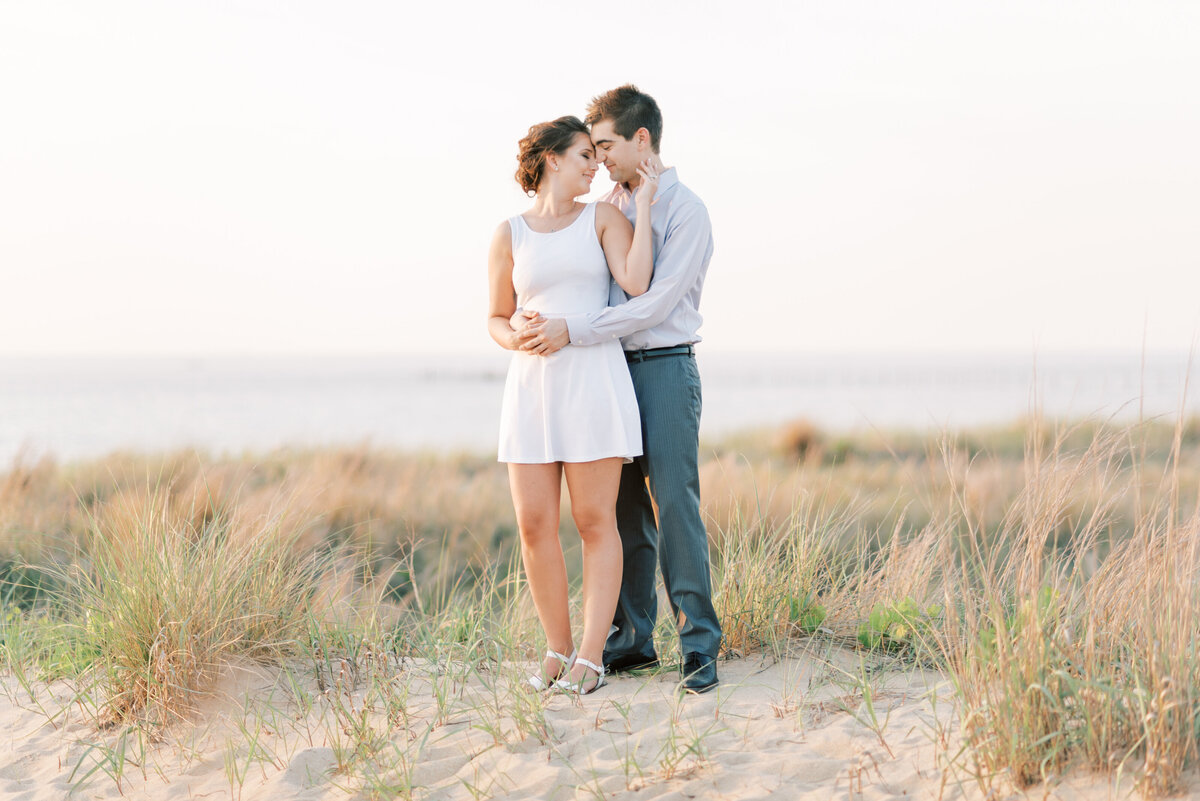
[547,132,598,197]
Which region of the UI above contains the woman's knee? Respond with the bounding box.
[516,510,558,544]
[572,506,617,541]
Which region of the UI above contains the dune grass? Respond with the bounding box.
[1,488,339,726]
[935,422,1200,796]
[1,417,1198,796]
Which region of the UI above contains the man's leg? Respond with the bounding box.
[636,355,722,662]
[603,456,660,668]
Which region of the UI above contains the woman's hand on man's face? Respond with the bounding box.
[634,159,659,206]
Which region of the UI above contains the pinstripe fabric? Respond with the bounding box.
[605,353,722,661]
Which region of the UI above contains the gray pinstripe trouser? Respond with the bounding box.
[604,352,722,661]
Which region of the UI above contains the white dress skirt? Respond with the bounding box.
[498,203,642,464]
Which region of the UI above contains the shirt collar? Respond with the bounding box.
[614,166,678,198]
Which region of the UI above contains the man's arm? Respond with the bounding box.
[563,202,712,346]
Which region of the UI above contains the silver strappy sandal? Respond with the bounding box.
[528,648,575,691]
[554,656,606,695]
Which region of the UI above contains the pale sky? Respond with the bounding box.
[2,1,1198,356]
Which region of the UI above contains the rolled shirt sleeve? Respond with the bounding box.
[565,200,713,348]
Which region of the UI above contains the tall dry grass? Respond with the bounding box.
[72,492,335,724]
[0,447,521,608]
[703,417,1200,796]
[934,420,1200,797]
[1,417,1199,795]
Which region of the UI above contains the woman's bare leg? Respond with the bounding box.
[508,462,573,679]
[563,457,624,687]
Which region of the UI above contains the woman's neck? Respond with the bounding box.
[532,189,578,217]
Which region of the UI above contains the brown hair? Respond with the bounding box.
[515,116,590,194]
[585,84,662,153]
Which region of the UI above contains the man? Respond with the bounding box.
[515,84,721,693]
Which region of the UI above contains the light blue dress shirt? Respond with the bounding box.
[564,168,714,351]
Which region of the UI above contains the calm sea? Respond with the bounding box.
[1,351,1197,464]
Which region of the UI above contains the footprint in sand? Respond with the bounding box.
[413,751,474,785]
[0,755,37,780]
[1,787,35,801]
[282,747,336,788]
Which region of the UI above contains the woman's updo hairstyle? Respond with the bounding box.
[515,115,589,195]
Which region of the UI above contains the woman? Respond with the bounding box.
[487,116,658,694]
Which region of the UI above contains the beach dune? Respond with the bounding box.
[0,647,1147,801]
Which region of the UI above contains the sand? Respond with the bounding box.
[0,645,1181,800]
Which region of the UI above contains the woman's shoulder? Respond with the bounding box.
[490,218,515,254]
[593,200,627,227]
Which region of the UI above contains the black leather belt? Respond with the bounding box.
[625,345,695,363]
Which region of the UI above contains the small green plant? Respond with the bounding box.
[788,592,827,634]
[656,715,719,781]
[223,737,249,801]
[858,597,941,652]
[974,586,1060,661]
[831,655,897,758]
[0,559,58,609]
[67,725,148,794]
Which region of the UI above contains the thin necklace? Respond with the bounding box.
[544,202,578,232]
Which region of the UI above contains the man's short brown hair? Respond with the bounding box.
[585,84,663,153]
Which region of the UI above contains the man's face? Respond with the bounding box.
[590,119,644,185]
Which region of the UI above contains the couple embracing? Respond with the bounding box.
[487,85,719,696]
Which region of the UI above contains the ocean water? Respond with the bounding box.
[1,351,1197,465]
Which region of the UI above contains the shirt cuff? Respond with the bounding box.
[563,313,590,346]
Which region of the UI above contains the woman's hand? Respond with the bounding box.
[635,159,659,208]
[597,162,660,298]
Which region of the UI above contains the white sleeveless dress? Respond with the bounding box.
[498,203,642,464]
